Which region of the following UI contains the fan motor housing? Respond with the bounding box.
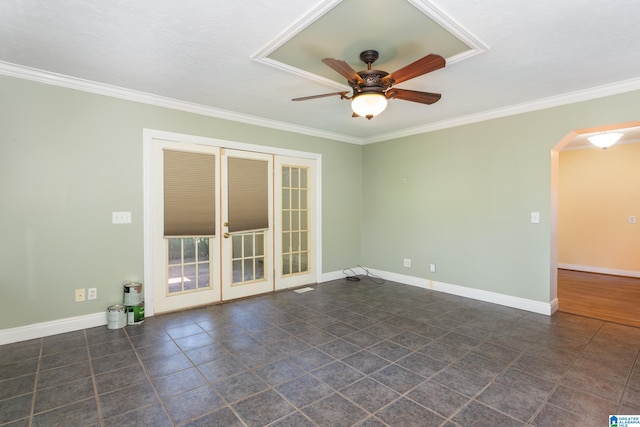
[353,70,390,95]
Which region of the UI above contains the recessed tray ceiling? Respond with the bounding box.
[258,0,480,87]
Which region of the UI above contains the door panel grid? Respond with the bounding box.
[231,231,266,284]
[166,237,212,294]
[281,165,310,276]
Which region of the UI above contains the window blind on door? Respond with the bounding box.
[163,150,216,236]
[228,157,268,233]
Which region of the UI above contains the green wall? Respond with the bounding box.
[362,90,640,303]
[2,72,639,331]
[0,75,362,329]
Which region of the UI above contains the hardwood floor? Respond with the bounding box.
[558,269,640,328]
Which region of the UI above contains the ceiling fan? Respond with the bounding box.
[292,49,445,120]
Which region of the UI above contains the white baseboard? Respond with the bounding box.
[2,269,556,345]
[320,270,353,282]
[1,269,348,345]
[0,269,348,345]
[428,279,557,316]
[558,263,640,278]
[0,312,108,346]
[327,267,557,316]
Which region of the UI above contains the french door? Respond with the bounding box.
[220,149,274,300]
[275,156,316,290]
[148,137,316,314]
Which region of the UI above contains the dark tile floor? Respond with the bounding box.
[1,278,639,426]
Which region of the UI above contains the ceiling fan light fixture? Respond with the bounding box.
[295,50,445,119]
[587,132,623,149]
[351,92,388,119]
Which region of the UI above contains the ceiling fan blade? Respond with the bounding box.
[322,58,365,84]
[386,88,441,104]
[292,91,349,101]
[382,54,445,85]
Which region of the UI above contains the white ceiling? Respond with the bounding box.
[2,0,640,145]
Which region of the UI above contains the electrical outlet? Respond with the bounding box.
[530,212,540,224]
[403,259,411,268]
[112,211,132,224]
[430,263,436,273]
[88,288,97,300]
[75,288,86,302]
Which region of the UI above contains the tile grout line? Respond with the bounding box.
[326,308,514,425]
[241,316,341,427]
[196,322,258,427]
[84,329,105,426]
[270,313,405,426]
[438,317,538,426]
[127,323,185,427]
[27,337,43,427]
[356,294,570,424]
[220,303,392,426]
[8,281,638,427]
[180,298,400,424]
[337,297,487,424]
[161,318,267,426]
[525,317,607,424]
[616,338,640,414]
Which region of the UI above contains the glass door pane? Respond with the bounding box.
[274,155,316,291]
[281,166,310,276]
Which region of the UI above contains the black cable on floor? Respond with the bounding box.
[342,266,386,285]
[342,267,360,281]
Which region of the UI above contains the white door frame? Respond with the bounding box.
[142,129,322,317]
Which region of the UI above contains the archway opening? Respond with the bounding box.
[550,121,640,324]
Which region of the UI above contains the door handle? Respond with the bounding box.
[224,233,230,238]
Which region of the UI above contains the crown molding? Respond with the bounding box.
[406,0,489,65]
[0,60,363,145]
[250,0,342,60]
[2,59,639,147]
[253,57,349,91]
[364,76,640,144]
[250,0,348,90]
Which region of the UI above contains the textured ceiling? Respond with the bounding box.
[1,0,640,145]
